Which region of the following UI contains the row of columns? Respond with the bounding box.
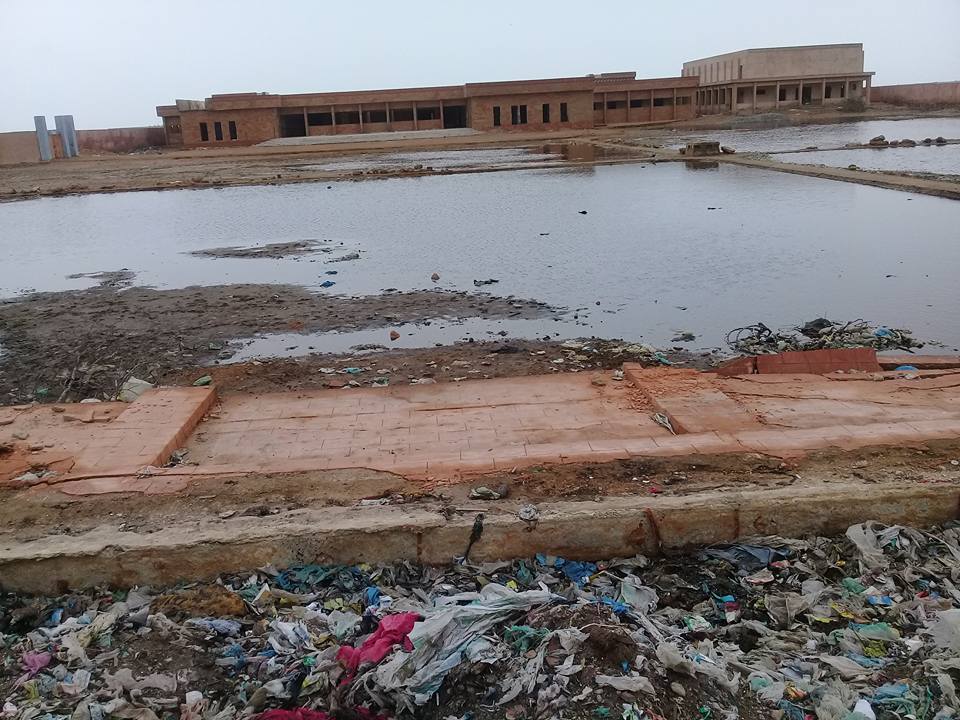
[598,88,680,125]
[697,76,872,114]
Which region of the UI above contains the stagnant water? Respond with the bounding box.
[772,145,960,176]
[677,118,960,153]
[1,161,959,356]
[675,118,960,175]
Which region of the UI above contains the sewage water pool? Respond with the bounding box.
[1,161,958,354]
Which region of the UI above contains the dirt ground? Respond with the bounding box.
[0,282,559,404]
[2,440,958,546]
[162,340,718,396]
[2,105,956,203]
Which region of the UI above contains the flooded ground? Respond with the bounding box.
[676,117,960,153]
[772,144,960,176]
[286,142,637,173]
[288,147,563,172]
[2,160,959,360]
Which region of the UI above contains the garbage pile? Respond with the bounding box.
[4,521,960,720]
[726,318,924,355]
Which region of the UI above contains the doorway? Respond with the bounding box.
[280,114,307,137]
[442,105,467,129]
[801,86,813,105]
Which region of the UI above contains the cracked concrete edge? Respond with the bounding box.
[3,482,958,594]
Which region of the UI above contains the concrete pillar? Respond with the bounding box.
[672,87,677,119]
[626,90,631,123]
[602,92,607,124]
[385,102,391,130]
[412,101,418,130]
[775,82,780,109]
[302,108,309,136]
[650,89,654,120]
[34,116,53,161]
[358,103,363,133]
[865,75,872,104]
[439,99,444,129]
[821,79,827,105]
[331,105,337,130]
[54,115,78,157]
[799,80,804,105]
[752,84,757,113]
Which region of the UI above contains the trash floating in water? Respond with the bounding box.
[726,318,924,354]
[4,521,960,719]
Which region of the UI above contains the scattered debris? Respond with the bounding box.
[4,522,960,720]
[469,485,509,500]
[726,318,923,355]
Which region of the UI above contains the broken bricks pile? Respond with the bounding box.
[4,522,960,720]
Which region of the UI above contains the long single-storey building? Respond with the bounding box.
[156,73,699,147]
[155,43,876,147]
[682,43,874,114]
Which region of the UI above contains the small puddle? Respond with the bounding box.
[225,316,569,362]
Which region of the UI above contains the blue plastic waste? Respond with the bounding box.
[319,280,336,288]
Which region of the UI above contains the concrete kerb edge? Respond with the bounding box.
[2,482,958,594]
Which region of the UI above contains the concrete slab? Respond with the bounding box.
[3,481,958,594]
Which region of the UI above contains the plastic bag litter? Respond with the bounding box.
[819,655,870,679]
[366,584,556,708]
[619,580,659,613]
[703,544,790,572]
[595,674,656,694]
[656,642,695,676]
[766,593,817,629]
[928,609,960,652]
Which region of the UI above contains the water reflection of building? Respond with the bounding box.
[682,43,873,115]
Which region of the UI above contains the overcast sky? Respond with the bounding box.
[3,0,959,132]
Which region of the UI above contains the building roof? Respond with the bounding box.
[683,42,863,66]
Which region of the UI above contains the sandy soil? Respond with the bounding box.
[3,440,958,546]
[0,282,558,403]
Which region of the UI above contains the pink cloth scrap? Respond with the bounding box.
[336,612,419,681]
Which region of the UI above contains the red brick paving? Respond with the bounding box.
[5,362,960,496]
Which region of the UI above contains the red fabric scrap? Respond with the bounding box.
[336,612,418,681]
[261,710,331,720]
[261,709,389,720]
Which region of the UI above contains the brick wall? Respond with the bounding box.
[872,81,960,107]
[77,127,166,153]
[0,131,41,165]
[468,91,593,132]
[178,108,279,146]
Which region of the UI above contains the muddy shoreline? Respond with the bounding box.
[0,282,562,403]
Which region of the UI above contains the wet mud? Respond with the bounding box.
[0,282,558,404]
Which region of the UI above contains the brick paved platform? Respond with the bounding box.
[0,387,216,486]
[5,361,960,496]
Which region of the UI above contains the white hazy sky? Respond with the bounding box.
[2,0,959,132]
